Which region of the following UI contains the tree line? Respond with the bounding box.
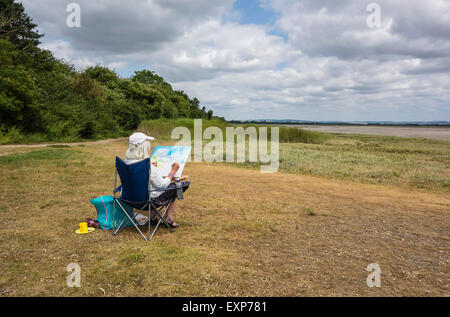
[0,0,216,142]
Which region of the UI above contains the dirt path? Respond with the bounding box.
[0,137,127,156]
[0,137,127,149]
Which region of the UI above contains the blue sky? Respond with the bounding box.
[231,0,288,42]
[231,0,276,25]
[21,0,450,121]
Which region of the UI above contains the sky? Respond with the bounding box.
[19,0,450,121]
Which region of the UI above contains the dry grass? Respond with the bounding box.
[0,139,449,296]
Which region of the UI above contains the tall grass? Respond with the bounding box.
[276,134,450,190]
[138,118,330,144]
[278,126,329,143]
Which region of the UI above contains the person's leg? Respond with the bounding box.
[165,201,177,226]
[150,208,157,223]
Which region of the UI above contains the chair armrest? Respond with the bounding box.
[150,187,175,192]
[150,182,189,192]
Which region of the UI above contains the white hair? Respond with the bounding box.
[124,140,151,162]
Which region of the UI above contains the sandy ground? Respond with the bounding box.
[295,125,450,140]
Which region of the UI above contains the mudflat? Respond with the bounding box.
[295,125,450,140]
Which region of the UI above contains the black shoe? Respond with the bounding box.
[165,218,179,228]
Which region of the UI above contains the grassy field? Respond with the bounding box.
[141,119,449,191]
[0,135,449,296]
[246,134,449,191]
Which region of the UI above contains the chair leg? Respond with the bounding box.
[112,199,175,241]
[115,199,148,241]
[148,204,151,241]
[148,202,174,240]
[112,197,115,235]
[153,203,174,230]
[113,216,127,235]
[114,202,136,235]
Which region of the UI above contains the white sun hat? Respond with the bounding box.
[129,132,155,146]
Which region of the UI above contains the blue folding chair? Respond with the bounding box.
[112,157,189,241]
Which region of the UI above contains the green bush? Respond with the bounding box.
[0,126,23,144]
[0,1,216,144]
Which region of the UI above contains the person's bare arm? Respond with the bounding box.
[167,162,180,181]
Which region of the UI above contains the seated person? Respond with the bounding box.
[124,132,188,228]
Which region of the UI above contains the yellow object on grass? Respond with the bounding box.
[75,222,95,234]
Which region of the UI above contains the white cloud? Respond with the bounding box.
[40,40,96,69]
[20,0,450,121]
